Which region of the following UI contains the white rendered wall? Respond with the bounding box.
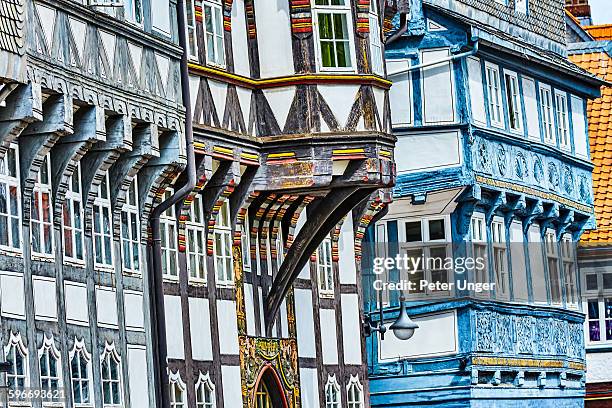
[232,0,251,77]
[586,352,612,383]
[294,288,316,358]
[254,0,294,77]
[164,295,185,359]
[189,297,213,360]
[395,131,462,173]
[421,49,455,124]
[217,300,239,355]
[467,57,486,125]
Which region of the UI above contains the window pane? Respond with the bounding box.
[586,274,598,291]
[405,222,422,242]
[428,219,445,240]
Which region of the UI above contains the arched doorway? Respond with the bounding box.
[253,365,288,408]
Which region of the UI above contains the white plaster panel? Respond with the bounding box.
[33,277,57,321]
[373,87,386,128]
[208,79,228,124]
[318,85,360,129]
[164,295,184,359]
[528,225,547,304]
[294,289,316,358]
[523,77,540,139]
[124,291,144,331]
[510,221,528,303]
[221,366,243,407]
[586,351,612,383]
[338,212,357,285]
[68,18,86,61]
[0,272,25,319]
[127,346,150,408]
[189,75,200,122]
[262,87,294,131]
[319,308,338,365]
[571,95,588,159]
[189,297,213,361]
[236,87,252,133]
[379,311,457,360]
[387,59,412,126]
[421,49,455,124]
[99,31,116,69]
[258,286,265,334]
[35,4,55,50]
[299,368,320,408]
[254,0,294,77]
[244,283,256,336]
[96,286,118,328]
[217,300,239,355]
[280,299,289,338]
[341,294,362,365]
[395,131,461,173]
[151,0,171,34]
[128,43,143,79]
[232,0,251,77]
[467,57,486,124]
[65,281,88,325]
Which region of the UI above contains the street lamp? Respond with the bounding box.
[364,295,418,341]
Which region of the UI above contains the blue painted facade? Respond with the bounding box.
[364,1,603,406]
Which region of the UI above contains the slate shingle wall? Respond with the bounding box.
[0,0,25,55]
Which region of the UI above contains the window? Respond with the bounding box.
[313,0,354,70]
[325,375,341,408]
[485,63,503,128]
[0,144,21,251]
[161,189,179,279]
[491,219,508,299]
[545,230,562,304]
[515,0,528,14]
[124,0,143,25]
[555,91,570,150]
[255,382,273,408]
[584,270,612,344]
[561,235,577,307]
[121,179,140,273]
[39,337,62,393]
[5,333,28,393]
[317,237,334,297]
[203,1,225,67]
[214,201,233,286]
[70,340,92,407]
[94,172,113,268]
[169,372,186,408]
[540,84,555,144]
[504,72,522,132]
[185,0,198,58]
[32,153,53,256]
[187,194,206,282]
[101,344,122,407]
[471,214,489,289]
[195,372,216,408]
[273,224,284,268]
[369,0,384,75]
[347,376,364,408]
[239,212,252,272]
[63,163,85,262]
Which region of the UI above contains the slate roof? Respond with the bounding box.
[0,0,24,55]
[569,46,612,243]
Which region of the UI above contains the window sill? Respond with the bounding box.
[94,265,115,273]
[0,248,23,257]
[163,276,180,283]
[64,258,86,268]
[32,253,55,263]
[216,282,235,289]
[188,279,207,286]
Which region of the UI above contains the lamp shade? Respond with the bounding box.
[389,304,419,341]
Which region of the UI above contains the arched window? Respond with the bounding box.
[169,371,186,408]
[100,343,122,407]
[4,332,28,392]
[195,372,215,408]
[346,375,364,408]
[70,338,92,406]
[325,374,341,408]
[38,335,62,392]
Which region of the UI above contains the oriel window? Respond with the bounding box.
[32,153,53,256]
[492,218,508,299]
[313,0,354,70]
[0,144,21,251]
[63,163,85,262]
[347,376,364,408]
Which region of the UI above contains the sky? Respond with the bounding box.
[590,0,612,25]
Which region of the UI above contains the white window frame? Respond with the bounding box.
[515,0,528,14]
[346,375,364,408]
[555,90,570,150]
[203,0,226,67]
[0,144,22,252]
[124,0,143,26]
[214,200,234,286]
[491,217,509,300]
[100,343,123,408]
[239,212,252,272]
[485,62,504,129]
[195,372,216,408]
[185,0,198,59]
[187,194,207,282]
[545,230,562,305]
[369,0,384,75]
[312,0,356,72]
[504,70,523,133]
[325,374,342,408]
[169,371,187,408]
[38,335,63,395]
[31,153,54,257]
[161,189,179,280]
[93,171,114,269]
[69,339,93,408]
[471,213,489,291]
[4,332,29,393]
[63,162,85,263]
[561,234,578,309]
[121,179,141,274]
[317,237,334,298]
[583,270,612,345]
[539,84,555,145]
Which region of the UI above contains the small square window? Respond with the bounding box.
[428,219,445,240]
[405,222,422,242]
[586,274,599,291]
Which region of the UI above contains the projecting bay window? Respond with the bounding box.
[471,214,489,289]
[584,270,612,344]
[545,230,562,305]
[555,91,570,150]
[203,0,225,67]
[161,189,179,279]
[121,179,140,274]
[32,153,53,256]
[562,235,578,308]
[63,164,85,263]
[313,0,354,71]
[491,218,508,299]
[369,0,384,75]
[317,237,334,297]
[485,63,503,128]
[0,144,21,252]
[540,84,555,145]
[185,0,198,59]
[94,172,114,268]
[187,194,206,282]
[124,0,143,25]
[214,201,233,286]
[504,71,522,132]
